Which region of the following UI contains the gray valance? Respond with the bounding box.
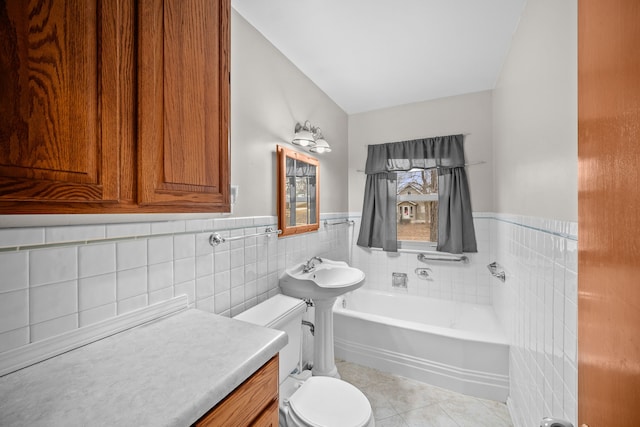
[364,134,466,174]
[357,134,477,254]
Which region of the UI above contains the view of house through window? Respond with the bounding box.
[397,169,438,243]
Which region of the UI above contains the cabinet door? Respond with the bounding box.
[194,356,279,427]
[138,0,230,212]
[0,0,134,211]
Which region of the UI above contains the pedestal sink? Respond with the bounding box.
[279,258,365,378]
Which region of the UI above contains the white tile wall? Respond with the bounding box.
[0,290,28,334]
[46,225,105,244]
[349,213,493,305]
[0,227,44,247]
[30,280,78,325]
[0,214,350,358]
[117,267,148,301]
[29,247,77,287]
[79,273,116,311]
[79,244,116,278]
[31,313,77,342]
[116,240,147,271]
[490,214,578,427]
[0,251,28,293]
[79,303,116,328]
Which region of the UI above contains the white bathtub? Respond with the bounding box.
[333,289,509,401]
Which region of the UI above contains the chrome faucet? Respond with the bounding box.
[302,256,323,273]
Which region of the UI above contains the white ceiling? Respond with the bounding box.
[232,0,527,114]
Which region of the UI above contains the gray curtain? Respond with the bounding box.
[437,167,477,253]
[357,134,477,254]
[357,172,398,251]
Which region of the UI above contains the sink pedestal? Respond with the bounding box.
[278,259,365,380]
[311,298,339,378]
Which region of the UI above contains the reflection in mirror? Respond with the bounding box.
[277,145,320,237]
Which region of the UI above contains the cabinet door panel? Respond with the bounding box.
[194,356,279,427]
[0,0,131,206]
[138,0,230,211]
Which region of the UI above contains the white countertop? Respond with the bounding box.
[0,309,287,426]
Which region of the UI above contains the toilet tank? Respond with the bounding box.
[234,294,307,382]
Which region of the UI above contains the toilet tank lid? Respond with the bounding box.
[234,294,306,328]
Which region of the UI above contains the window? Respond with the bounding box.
[396,169,438,247]
[357,135,476,253]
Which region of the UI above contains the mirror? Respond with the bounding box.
[277,145,320,237]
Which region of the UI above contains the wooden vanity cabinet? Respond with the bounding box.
[0,0,230,214]
[194,355,279,427]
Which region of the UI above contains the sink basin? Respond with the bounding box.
[279,259,365,300]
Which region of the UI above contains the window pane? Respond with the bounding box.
[397,169,438,243]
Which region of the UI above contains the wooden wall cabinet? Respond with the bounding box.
[0,0,230,214]
[194,355,279,427]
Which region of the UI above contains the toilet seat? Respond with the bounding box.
[287,376,372,427]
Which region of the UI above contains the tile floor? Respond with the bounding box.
[336,359,514,427]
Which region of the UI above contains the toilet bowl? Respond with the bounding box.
[235,294,374,427]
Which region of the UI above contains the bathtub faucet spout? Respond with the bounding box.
[303,256,323,273]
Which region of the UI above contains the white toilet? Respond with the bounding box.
[235,294,375,427]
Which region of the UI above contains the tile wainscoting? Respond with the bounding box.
[0,214,350,356]
[0,211,577,426]
[490,214,577,427]
[349,213,493,305]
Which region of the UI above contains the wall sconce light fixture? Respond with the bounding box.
[292,120,332,153]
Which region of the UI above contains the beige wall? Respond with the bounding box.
[492,0,577,221]
[347,91,494,213]
[231,11,348,217]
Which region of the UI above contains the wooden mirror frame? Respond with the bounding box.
[277,145,320,237]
